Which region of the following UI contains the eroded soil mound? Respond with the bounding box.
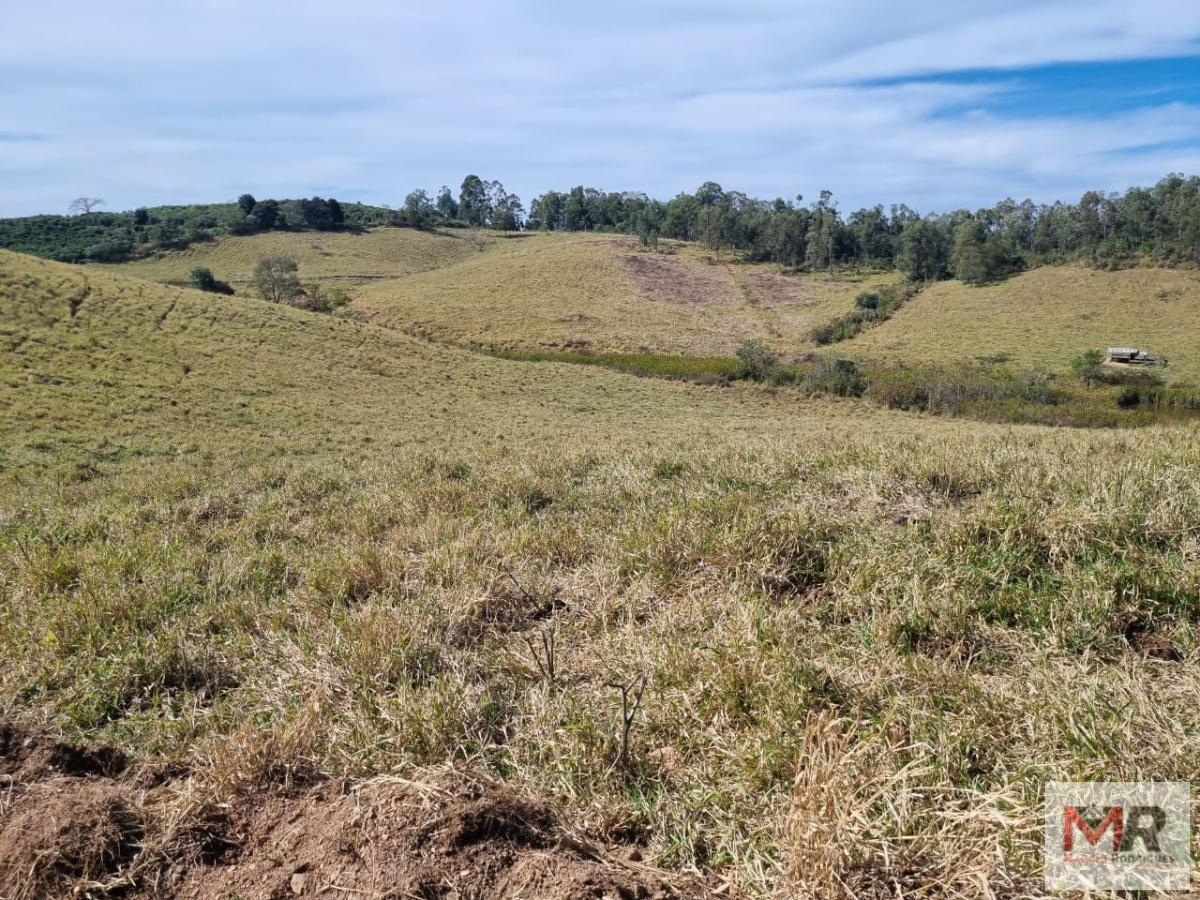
[0,723,685,899]
[0,726,141,899]
[167,774,679,899]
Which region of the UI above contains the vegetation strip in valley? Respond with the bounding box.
[484,341,1200,427]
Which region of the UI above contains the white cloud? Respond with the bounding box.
[1,1,1198,214]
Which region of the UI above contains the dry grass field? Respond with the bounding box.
[4,247,1200,898]
[850,264,1200,383]
[96,226,486,286]
[355,231,889,354]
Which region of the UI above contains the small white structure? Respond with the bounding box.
[1106,347,1166,366]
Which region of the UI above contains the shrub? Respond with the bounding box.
[83,236,134,262]
[854,291,880,310]
[1069,350,1105,387]
[300,283,351,314]
[1116,386,1142,408]
[188,267,234,295]
[734,339,781,381]
[805,358,867,397]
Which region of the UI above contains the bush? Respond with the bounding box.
[83,236,134,261]
[1069,350,1105,386]
[804,357,867,397]
[301,283,351,313]
[1116,386,1142,408]
[855,291,880,310]
[188,266,234,295]
[734,339,781,381]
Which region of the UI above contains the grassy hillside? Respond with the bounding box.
[97,226,486,286]
[4,249,1200,897]
[356,232,889,354]
[850,265,1200,383]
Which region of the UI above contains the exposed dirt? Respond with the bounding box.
[742,271,814,306]
[621,254,734,306]
[0,723,687,900]
[0,725,141,899]
[165,775,680,900]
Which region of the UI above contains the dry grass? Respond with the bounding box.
[850,264,1200,383]
[356,232,887,354]
[96,226,484,285]
[4,249,1200,898]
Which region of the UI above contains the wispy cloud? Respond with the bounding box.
[1,1,1198,215]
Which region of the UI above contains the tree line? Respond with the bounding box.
[4,173,1199,277]
[515,175,1200,282]
[384,173,1200,283]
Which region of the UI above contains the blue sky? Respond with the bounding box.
[2,0,1199,216]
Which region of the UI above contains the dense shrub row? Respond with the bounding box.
[810,283,921,344]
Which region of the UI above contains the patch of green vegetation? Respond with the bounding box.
[811,282,921,344]
[0,199,395,264]
[482,346,738,382]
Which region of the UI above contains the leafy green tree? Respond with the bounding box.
[951,220,990,284]
[404,190,435,228]
[253,256,302,303]
[250,198,280,230]
[238,194,257,216]
[300,197,341,231]
[897,218,951,281]
[435,186,458,220]
[459,175,490,226]
[1070,349,1105,387]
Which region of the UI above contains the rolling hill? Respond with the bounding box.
[95,225,485,286]
[354,232,892,354]
[848,264,1200,383]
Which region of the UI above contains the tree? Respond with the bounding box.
[897,218,951,282]
[133,208,150,227]
[300,197,342,231]
[326,198,344,228]
[253,256,302,303]
[69,197,104,215]
[951,220,990,284]
[435,186,458,220]
[237,194,257,216]
[251,198,280,230]
[491,190,524,231]
[404,189,435,228]
[189,266,234,295]
[459,175,490,226]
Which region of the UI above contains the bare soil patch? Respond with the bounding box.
[743,271,815,306]
[621,254,734,306]
[168,775,680,900]
[0,723,686,900]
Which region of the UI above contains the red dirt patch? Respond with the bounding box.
[0,721,128,781]
[622,254,734,306]
[0,723,687,900]
[743,271,815,306]
[0,725,141,899]
[167,774,681,899]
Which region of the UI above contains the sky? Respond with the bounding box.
[2,0,1200,216]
